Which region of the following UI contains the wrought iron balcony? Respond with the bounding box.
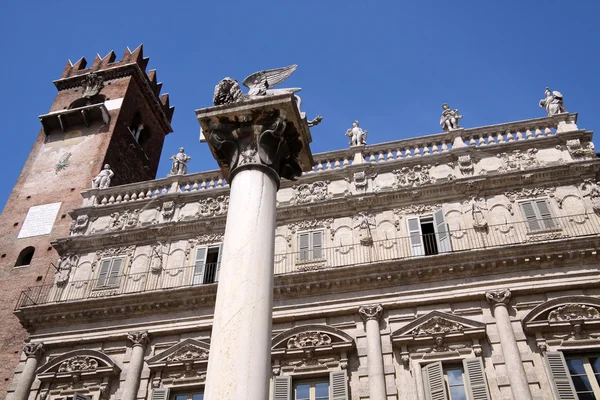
[15,213,600,309]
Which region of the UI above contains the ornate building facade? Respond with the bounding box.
[3,51,600,400]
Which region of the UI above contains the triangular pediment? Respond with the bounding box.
[147,338,210,368]
[392,311,485,339]
[271,324,355,352]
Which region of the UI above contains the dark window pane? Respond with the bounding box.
[576,393,596,400]
[567,358,587,375]
[571,375,593,392]
[590,357,600,373]
[446,369,463,386]
[449,385,467,400]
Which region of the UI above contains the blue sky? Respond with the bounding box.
[1,1,599,209]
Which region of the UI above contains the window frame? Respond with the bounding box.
[565,354,600,398]
[518,198,558,233]
[191,243,222,285]
[405,208,451,257]
[296,230,324,263]
[293,378,330,400]
[419,356,491,400]
[170,390,205,400]
[93,256,125,290]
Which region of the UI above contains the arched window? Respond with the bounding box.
[15,247,35,267]
[68,94,106,109]
[128,112,150,147]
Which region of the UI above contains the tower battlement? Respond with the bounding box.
[56,44,174,122]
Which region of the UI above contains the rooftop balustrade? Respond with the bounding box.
[16,212,600,310]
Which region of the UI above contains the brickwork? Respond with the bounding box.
[0,46,173,396]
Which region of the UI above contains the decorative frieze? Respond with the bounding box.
[59,356,99,372]
[166,344,209,362]
[392,165,433,188]
[411,316,464,336]
[92,245,135,270]
[109,209,140,231]
[290,181,332,205]
[566,139,595,159]
[505,186,555,202]
[497,148,539,172]
[288,218,333,234]
[548,304,600,322]
[287,332,332,349]
[197,195,229,217]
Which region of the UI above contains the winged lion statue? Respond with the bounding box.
[213,65,322,127]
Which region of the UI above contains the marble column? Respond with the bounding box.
[13,342,44,400]
[197,96,313,400]
[359,304,386,400]
[486,289,532,400]
[121,331,150,400]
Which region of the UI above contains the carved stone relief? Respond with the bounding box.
[457,154,476,176]
[288,218,334,235]
[55,253,79,286]
[166,344,209,363]
[548,304,600,322]
[92,245,135,270]
[566,139,595,159]
[353,212,375,245]
[346,170,378,192]
[150,243,164,273]
[287,332,332,349]
[392,165,433,188]
[59,356,99,373]
[290,181,332,204]
[581,179,600,213]
[109,209,140,231]
[393,204,441,230]
[82,73,104,98]
[505,187,555,202]
[70,214,89,235]
[497,149,539,172]
[196,196,229,217]
[161,201,175,221]
[464,196,488,229]
[411,316,464,336]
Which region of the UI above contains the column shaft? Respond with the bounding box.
[493,304,532,400]
[12,357,38,400]
[365,318,387,400]
[121,345,145,400]
[205,167,278,400]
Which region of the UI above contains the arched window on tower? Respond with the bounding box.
[128,112,151,148]
[68,94,106,109]
[15,247,35,267]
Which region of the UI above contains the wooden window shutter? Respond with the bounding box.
[330,370,349,400]
[272,375,291,400]
[406,217,424,256]
[106,258,123,287]
[214,243,223,282]
[433,208,452,253]
[192,246,208,285]
[151,388,170,400]
[545,352,577,400]
[298,232,310,261]
[520,201,541,231]
[95,259,112,288]
[312,231,323,259]
[463,357,491,400]
[422,361,448,400]
[535,199,556,229]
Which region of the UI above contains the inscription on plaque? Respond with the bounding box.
[17,202,62,239]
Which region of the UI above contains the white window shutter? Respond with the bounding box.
[535,199,556,229]
[545,352,577,400]
[330,370,349,400]
[214,243,223,282]
[106,258,123,287]
[192,246,207,285]
[95,259,112,288]
[422,361,448,400]
[312,231,323,259]
[273,375,291,400]
[520,201,541,231]
[151,387,170,400]
[463,357,491,400]
[406,217,424,256]
[433,209,452,253]
[298,232,310,261]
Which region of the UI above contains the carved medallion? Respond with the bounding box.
[58,356,99,372]
[290,181,332,204]
[287,332,332,349]
[497,148,538,172]
[392,165,433,188]
[197,196,229,217]
[548,304,600,322]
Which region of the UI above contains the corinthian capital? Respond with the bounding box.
[196,95,314,184]
[23,342,45,359]
[359,304,383,322]
[127,331,150,348]
[485,289,512,307]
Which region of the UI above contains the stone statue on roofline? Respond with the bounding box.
[539,87,567,116]
[169,147,191,176]
[440,103,462,132]
[91,164,114,189]
[212,64,323,127]
[345,120,367,147]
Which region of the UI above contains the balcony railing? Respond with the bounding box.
[15,213,600,309]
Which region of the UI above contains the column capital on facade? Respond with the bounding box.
[196,94,315,185]
[127,331,150,348]
[359,304,384,322]
[485,288,512,308]
[23,342,45,360]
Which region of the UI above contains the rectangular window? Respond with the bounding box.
[94,257,124,289]
[297,231,324,261]
[173,392,204,400]
[566,356,600,399]
[192,244,222,285]
[294,380,329,400]
[406,209,451,257]
[273,371,348,400]
[422,358,490,400]
[519,199,557,232]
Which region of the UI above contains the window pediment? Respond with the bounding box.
[147,338,210,386]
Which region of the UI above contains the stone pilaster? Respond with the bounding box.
[121,331,150,400]
[13,342,44,400]
[359,304,386,400]
[486,289,532,400]
[197,95,313,400]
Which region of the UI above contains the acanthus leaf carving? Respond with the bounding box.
[392,165,433,188]
[290,181,332,205]
[196,196,229,218]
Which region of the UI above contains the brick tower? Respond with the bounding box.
[0,45,174,395]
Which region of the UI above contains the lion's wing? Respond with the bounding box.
[243,65,298,90]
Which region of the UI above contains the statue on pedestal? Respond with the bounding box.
[92,164,114,189]
[539,87,567,116]
[345,120,367,147]
[169,147,191,176]
[440,103,462,132]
